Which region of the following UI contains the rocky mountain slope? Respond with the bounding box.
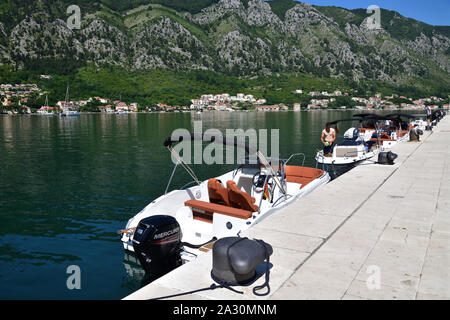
[0,0,449,86]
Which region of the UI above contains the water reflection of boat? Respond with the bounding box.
[61,110,80,117]
[122,251,157,289]
[123,251,146,280]
[120,133,330,279]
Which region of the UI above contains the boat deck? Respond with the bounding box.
[124,116,450,300]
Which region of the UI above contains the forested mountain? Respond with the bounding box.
[0,0,449,102]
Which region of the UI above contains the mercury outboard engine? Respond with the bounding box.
[132,215,182,277]
[378,151,398,165]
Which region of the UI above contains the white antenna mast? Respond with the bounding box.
[65,82,70,105]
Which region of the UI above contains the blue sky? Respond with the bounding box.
[301,0,450,26]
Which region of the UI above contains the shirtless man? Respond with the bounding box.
[321,122,336,157]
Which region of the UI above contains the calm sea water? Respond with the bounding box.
[0,110,423,299]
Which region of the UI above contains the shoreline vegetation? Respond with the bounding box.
[1,67,449,115]
[1,107,447,116]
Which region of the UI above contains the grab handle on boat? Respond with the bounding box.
[117,227,136,235]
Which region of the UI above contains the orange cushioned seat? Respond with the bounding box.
[185,200,253,223]
[208,179,230,206]
[226,181,259,213]
[285,166,323,189]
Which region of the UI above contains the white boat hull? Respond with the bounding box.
[121,168,330,259]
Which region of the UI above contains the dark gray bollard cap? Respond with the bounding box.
[211,237,273,285]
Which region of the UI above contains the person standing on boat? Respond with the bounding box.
[426,106,432,128]
[321,122,336,157]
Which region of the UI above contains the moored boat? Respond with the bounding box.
[120,133,330,278]
[316,124,378,179]
[60,83,80,117]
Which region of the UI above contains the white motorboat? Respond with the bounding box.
[352,113,411,149]
[316,114,384,171]
[316,114,416,179]
[120,133,330,277]
[316,127,378,166]
[315,116,388,179]
[376,114,416,148]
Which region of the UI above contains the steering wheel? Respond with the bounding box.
[252,172,273,190]
[252,172,262,188]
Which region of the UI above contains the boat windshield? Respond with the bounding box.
[338,137,364,146]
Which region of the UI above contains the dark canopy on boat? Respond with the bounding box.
[385,113,417,119]
[353,113,417,126]
[384,114,417,126]
[164,133,257,154]
[353,113,379,118]
[328,117,387,125]
[354,113,417,120]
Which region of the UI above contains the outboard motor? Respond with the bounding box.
[211,237,273,286]
[132,215,182,277]
[378,151,398,165]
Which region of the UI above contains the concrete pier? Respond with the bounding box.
[125,117,450,300]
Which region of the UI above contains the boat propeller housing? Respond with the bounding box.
[378,151,398,165]
[132,215,182,277]
[211,237,273,286]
